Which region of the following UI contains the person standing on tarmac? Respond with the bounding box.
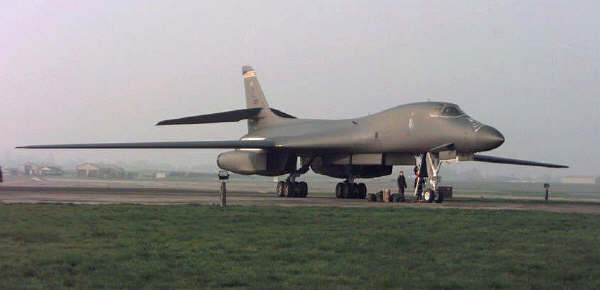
[413,165,424,200]
[0,166,3,183]
[413,165,419,189]
[397,171,407,196]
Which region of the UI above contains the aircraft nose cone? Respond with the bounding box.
[476,126,505,151]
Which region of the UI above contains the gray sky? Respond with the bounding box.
[2,1,599,176]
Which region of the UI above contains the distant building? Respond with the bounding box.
[18,163,64,176]
[40,166,64,176]
[21,163,41,176]
[76,163,125,178]
[561,176,597,185]
[137,171,156,179]
[154,172,167,179]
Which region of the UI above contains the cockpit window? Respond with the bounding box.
[440,106,464,117]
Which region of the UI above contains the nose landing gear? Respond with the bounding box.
[415,152,445,203]
[422,189,443,203]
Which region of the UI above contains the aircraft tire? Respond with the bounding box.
[295,182,302,197]
[298,182,308,198]
[293,182,302,197]
[423,189,434,203]
[284,182,295,198]
[304,182,309,197]
[276,181,285,197]
[350,183,359,199]
[335,183,344,198]
[358,183,367,199]
[341,183,351,199]
[282,182,288,197]
[435,190,444,203]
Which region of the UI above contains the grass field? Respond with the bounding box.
[0,204,599,289]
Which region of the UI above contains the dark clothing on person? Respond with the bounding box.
[413,166,419,188]
[397,175,407,194]
[412,165,425,200]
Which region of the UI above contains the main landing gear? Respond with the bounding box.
[275,157,312,198]
[276,180,308,198]
[335,181,367,199]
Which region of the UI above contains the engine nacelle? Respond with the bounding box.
[217,149,295,176]
[310,156,392,179]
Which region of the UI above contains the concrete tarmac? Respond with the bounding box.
[2,183,600,214]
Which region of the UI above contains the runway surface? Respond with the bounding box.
[2,183,600,214]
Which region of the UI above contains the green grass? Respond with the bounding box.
[0,204,599,289]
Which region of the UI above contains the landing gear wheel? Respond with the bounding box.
[352,183,359,199]
[297,182,308,198]
[276,181,285,197]
[435,190,444,203]
[347,183,356,199]
[341,183,352,199]
[284,182,296,197]
[335,183,343,198]
[423,189,435,203]
[357,183,367,199]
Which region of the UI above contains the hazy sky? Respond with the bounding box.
[2,1,599,176]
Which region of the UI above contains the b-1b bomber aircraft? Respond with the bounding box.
[19,66,568,202]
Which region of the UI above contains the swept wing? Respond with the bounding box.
[473,154,568,168]
[16,140,275,149]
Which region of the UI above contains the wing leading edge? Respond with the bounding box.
[473,154,568,168]
[17,140,275,149]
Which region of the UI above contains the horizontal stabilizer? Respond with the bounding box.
[156,107,296,126]
[17,140,275,149]
[473,154,568,168]
[270,108,296,119]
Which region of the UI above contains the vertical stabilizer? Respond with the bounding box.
[242,65,279,132]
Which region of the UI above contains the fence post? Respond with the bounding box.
[218,170,229,207]
[220,181,227,207]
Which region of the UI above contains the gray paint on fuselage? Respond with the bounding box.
[243,102,503,155]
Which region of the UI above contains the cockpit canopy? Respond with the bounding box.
[439,105,465,117]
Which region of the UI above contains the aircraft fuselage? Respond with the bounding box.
[244,102,504,155]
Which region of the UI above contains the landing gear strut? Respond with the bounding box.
[414,152,445,203]
[335,179,367,199]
